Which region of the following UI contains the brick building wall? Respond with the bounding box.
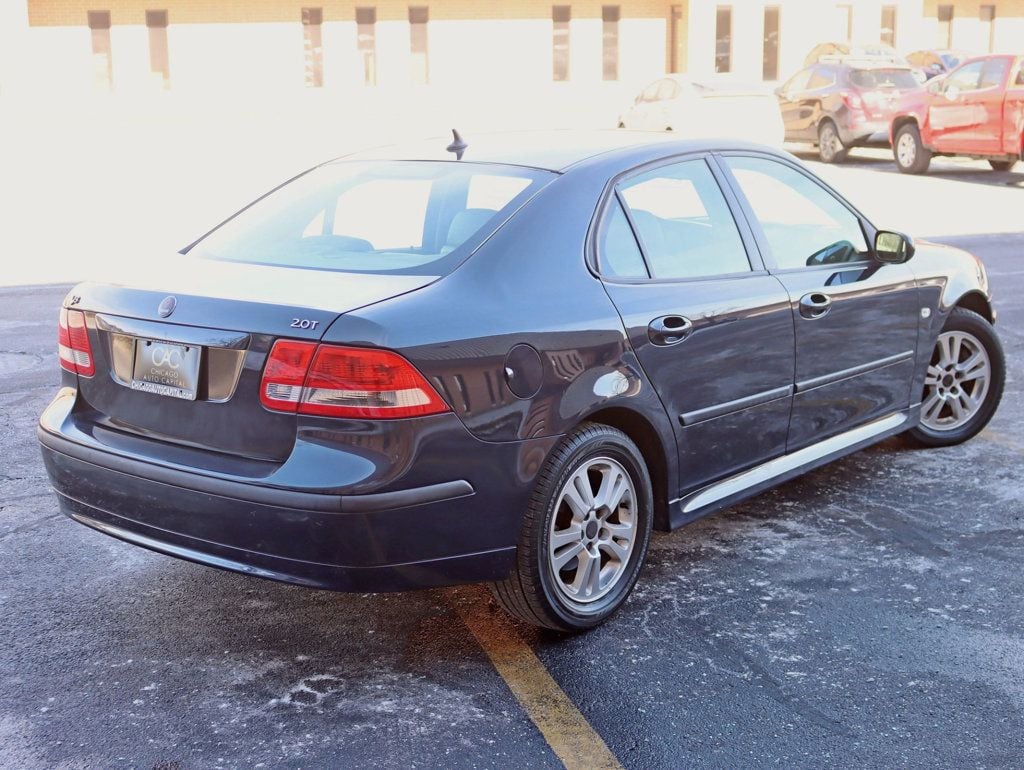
[13,0,1024,96]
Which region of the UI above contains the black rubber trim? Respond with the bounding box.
[38,426,473,514]
[679,385,793,426]
[795,350,915,393]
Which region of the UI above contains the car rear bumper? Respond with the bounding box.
[838,120,891,146]
[38,390,550,592]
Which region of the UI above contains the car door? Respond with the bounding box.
[594,155,795,506]
[776,68,813,139]
[968,57,1012,154]
[799,65,838,139]
[718,153,919,452]
[928,59,986,150]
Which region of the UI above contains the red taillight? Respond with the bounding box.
[58,307,95,377]
[260,340,448,419]
[841,91,864,111]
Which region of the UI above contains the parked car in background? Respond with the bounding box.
[906,49,972,80]
[777,60,922,162]
[36,131,1004,631]
[618,75,784,146]
[891,54,1024,174]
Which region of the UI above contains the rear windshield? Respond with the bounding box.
[191,161,553,275]
[849,69,920,89]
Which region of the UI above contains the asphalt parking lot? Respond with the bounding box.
[1,155,1022,769]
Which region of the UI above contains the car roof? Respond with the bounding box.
[340,130,767,173]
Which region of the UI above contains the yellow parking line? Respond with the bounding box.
[451,591,623,770]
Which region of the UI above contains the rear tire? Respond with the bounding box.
[489,423,653,632]
[894,124,932,174]
[906,308,1004,448]
[988,159,1017,172]
[818,120,848,163]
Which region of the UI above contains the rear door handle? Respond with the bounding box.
[798,292,833,319]
[648,315,693,346]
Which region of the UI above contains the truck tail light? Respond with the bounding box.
[260,340,449,419]
[58,307,95,377]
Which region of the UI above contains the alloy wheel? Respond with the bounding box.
[921,330,991,431]
[548,457,637,604]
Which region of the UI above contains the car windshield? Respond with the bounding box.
[191,161,553,275]
[849,68,920,89]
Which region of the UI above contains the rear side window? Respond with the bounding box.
[849,69,920,89]
[192,161,552,275]
[616,159,750,280]
[724,155,868,270]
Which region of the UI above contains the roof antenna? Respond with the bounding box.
[446,129,468,160]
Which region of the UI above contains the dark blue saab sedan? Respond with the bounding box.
[39,131,1004,631]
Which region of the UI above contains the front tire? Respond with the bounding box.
[906,308,1005,447]
[490,423,653,632]
[818,120,848,163]
[894,124,932,174]
[988,159,1017,172]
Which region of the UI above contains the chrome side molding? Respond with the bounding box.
[675,412,908,514]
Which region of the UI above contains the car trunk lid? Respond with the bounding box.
[69,256,436,462]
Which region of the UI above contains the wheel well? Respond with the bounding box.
[955,291,995,324]
[584,407,671,532]
[892,116,918,138]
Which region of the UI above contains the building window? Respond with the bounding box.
[87,11,112,92]
[302,8,324,87]
[762,6,779,80]
[145,10,170,89]
[880,5,897,47]
[980,5,995,52]
[714,6,731,74]
[602,6,619,81]
[552,6,571,81]
[356,7,377,85]
[409,6,429,85]
[835,4,852,41]
[668,4,685,74]
[937,5,954,48]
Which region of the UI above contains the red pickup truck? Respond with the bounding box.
[890,54,1023,174]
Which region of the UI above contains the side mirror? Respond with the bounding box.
[945,84,961,101]
[875,230,915,264]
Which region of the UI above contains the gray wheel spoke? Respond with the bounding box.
[602,521,633,539]
[562,471,593,520]
[551,525,582,550]
[551,540,584,571]
[922,391,943,421]
[924,365,943,386]
[570,549,599,597]
[595,468,629,517]
[599,538,630,563]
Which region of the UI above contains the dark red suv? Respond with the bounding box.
[777,60,922,162]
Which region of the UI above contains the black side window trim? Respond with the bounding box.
[588,151,767,285]
[711,150,878,273]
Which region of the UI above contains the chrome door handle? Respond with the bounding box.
[648,315,693,346]
[798,292,833,319]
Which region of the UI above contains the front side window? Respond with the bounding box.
[724,156,868,270]
[617,159,750,280]
[945,60,985,92]
[980,57,1010,89]
[192,161,552,275]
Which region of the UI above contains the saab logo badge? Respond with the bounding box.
[158,296,177,318]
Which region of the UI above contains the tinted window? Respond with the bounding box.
[599,198,648,278]
[849,69,920,89]
[618,159,750,279]
[193,161,551,275]
[782,68,812,92]
[945,60,984,91]
[724,156,868,270]
[980,58,1010,89]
